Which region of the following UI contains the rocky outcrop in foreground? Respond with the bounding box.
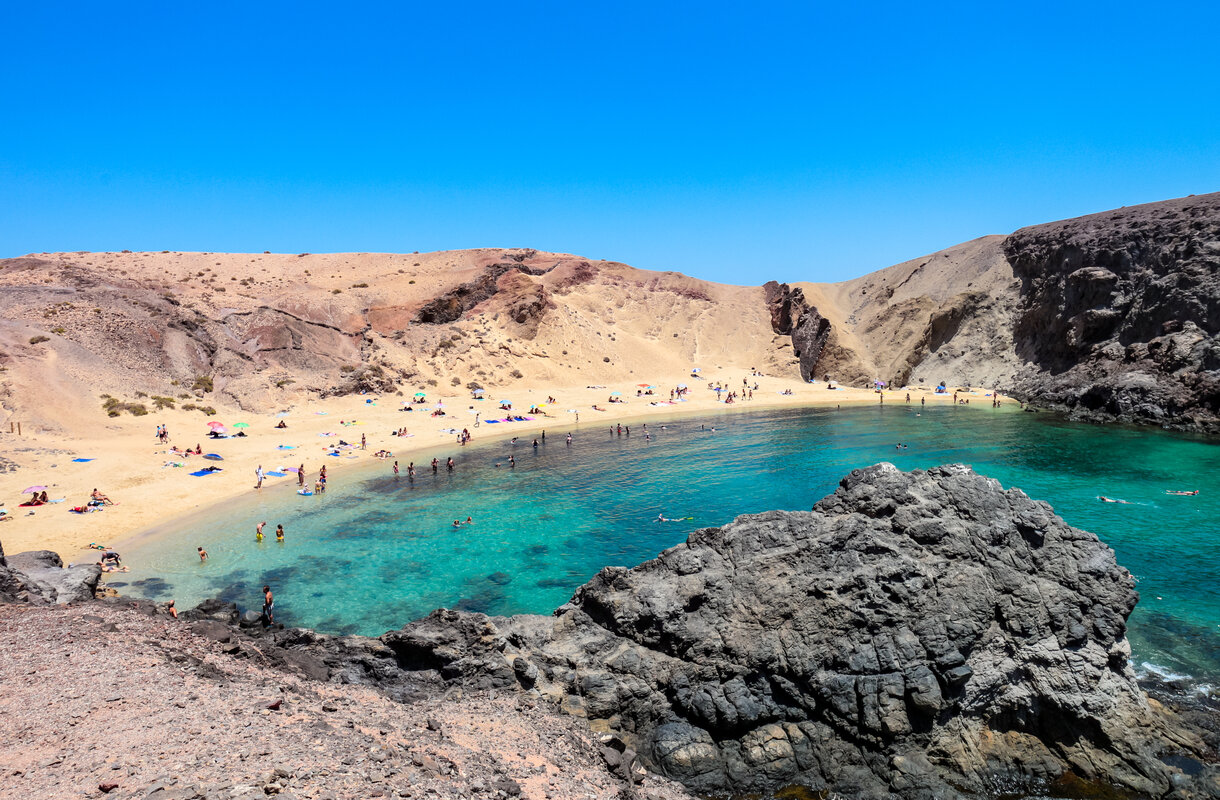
[187,464,1219,799]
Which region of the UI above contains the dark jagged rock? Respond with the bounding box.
[763,281,832,382]
[1004,192,1220,430]
[380,465,1220,799]
[1,547,101,605]
[415,263,553,325]
[174,466,1220,798]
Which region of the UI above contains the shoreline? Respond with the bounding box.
[0,376,1006,564]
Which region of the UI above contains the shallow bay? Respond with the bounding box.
[117,404,1220,687]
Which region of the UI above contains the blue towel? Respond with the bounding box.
[277,445,296,450]
[72,458,95,463]
[189,469,217,477]
[266,471,287,477]
[484,419,501,424]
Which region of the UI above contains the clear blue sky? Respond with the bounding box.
[2,2,1218,284]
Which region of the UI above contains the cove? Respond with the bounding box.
[116,404,1220,688]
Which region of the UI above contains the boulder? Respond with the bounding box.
[3,549,100,604]
[389,464,1219,798]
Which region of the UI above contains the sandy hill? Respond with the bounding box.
[0,249,797,435]
[1,191,1217,437]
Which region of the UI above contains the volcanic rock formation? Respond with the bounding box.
[1005,193,1220,428]
[183,465,1220,799]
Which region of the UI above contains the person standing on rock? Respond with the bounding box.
[262,585,274,624]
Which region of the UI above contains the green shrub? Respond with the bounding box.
[200,406,216,416]
[51,327,66,335]
[29,335,49,345]
[151,395,176,410]
[192,375,213,393]
[350,282,368,288]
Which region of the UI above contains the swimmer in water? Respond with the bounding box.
[1098,496,1130,504]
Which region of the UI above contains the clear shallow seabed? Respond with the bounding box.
[116,405,1220,688]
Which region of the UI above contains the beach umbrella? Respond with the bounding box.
[499,399,512,405]
[202,454,223,461]
[874,380,887,387]
[637,383,650,387]
[207,421,225,428]
[472,388,485,394]
[22,485,46,494]
[610,391,622,396]
[414,392,426,397]
[691,367,701,373]
[677,384,687,389]
[232,422,249,428]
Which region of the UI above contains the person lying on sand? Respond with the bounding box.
[97,561,130,573]
[275,420,288,429]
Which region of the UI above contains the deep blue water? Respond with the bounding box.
[117,404,1220,688]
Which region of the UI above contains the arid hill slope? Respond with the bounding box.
[2,192,1217,435]
[0,249,798,434]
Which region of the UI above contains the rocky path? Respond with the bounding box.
[0,602,691,800]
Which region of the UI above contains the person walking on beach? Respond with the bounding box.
[255,465,264,490]
[262,585,274,624]
[361,433,366,450]
[197,546,208,562]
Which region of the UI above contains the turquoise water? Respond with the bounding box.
[115,405,1220,687]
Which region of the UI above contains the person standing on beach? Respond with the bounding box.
[255,465,264,490]
[197,546,208,562]
[361,433,366,450]
[298,464,305,487]
[262,585,274,624]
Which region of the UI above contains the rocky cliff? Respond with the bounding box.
[1005,193,1220,429]
[180,465,1219,799]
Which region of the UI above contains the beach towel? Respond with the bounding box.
[277,445,297,450]
[71,458,95,463]
[266,471,287,477]
[189,469,218,477]
[484,419,501,424]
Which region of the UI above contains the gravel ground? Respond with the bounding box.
[0,602,693,800]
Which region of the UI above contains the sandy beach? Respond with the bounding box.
[0,376,996,565]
